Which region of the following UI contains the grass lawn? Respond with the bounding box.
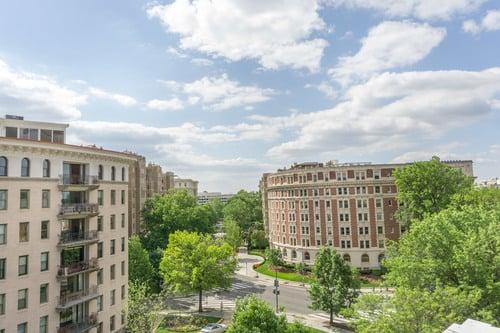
[247,248,266,257]
[156,315,221,333]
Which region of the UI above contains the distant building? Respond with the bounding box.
[197,191,234,205]
[174,178,199,197]
[478,177,500,188]
[126,153,146,236]
[444,319,500,333]
[260,159,473,269]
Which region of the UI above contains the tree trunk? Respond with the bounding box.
[198,289,203,313]
[330,309,333,326]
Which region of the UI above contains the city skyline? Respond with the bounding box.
[0,1,499,192]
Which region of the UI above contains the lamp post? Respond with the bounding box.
[273,269,280,312]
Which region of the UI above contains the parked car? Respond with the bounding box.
[200,323,226,333]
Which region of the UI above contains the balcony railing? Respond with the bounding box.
[57,313,99,333]
[58,230,98,245]
[58,203,98,218]
[57,258,99,278]
[57,285,99,308]
[59,174,99,186]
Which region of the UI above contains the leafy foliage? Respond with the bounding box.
[393,157,473,227]
[223,218,243,251]
[160,231,237,312]
[128,235,154,290]
[249,229,269,249]
[223,190,263,240]
[308,247,360,325]
[265,248,285,269]
[126,282,165,333]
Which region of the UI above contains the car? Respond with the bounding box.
[200,323,227,333]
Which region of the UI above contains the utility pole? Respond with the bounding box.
[273,270,280,312]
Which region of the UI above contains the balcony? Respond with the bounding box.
[58,230,98,248]
[57,258,99,279]
[57,313,99,333]
[58,203,98,219]
[58,174,99,191]
[56,285,99,310]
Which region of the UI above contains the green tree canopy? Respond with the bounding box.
[128,235,154,290]
[309,247,360,325]
[226,295,287,333]
[125,282,165,333]
[160,231,237,312]
[223,218,242,252]
[265,248,284,269]
[249,229,269,249]
[393,157,473,227]
[223,190,263,240]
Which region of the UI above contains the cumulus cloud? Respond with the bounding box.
[88,87,137,107]
[147,0,328,71]
[327,0,486,20]
[329,21,446,85]
[463,10,500,34]
[146,97,184,111]
[262,68,500,159]
[190,58,213,66]
[0,58,86,121]
[305,81,338,99]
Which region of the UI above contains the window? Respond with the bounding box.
[121,237,125,252]
[39,315,48,333]
[121,190,125,204]
[110,239,115,255]
[40,252,49,271]
[111,190,116,205]
[379,240,385,248]
[21,158,30,177]
[360,240,370,249]
[121,260,125,276]
[375,198,382,208]
[40,129,52,142]
[121,284,125,299]
[42,190,50,208]
[0,190,6,210]
[110,264,115,280]
[110,215,116,230]
[98,165,104,180]
[121,167,126,181]
[361,253,370,263]
[0,258,5,279]
[17,323,27,333]
[343,254,350,262]
[19,222,29,242]
[110,290,116,306]
[121,213,125,228]
[0,293,5,315]
[97,295,103,312]
[377,226,383,234]
[0,224,6,244]
[98,242,103,258]
[110,315,116,331]
[18,288,28,309]
[20,190,29,209]
[374,170,380,179]
[42,160,50,178]
[375,186,380,194]
[111,166,116,181]
[376,212,383,221]
[0,156,7,176]
[97,269,103,285]
[40,283,48,303]
[98,190,104,206]
[97,216,103,232]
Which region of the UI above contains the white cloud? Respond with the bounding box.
[0,58,86,121]
[463,10,500,34]
[163,74,275,111]
[190,58,213,66]
[328,0,486,20]
[329,21,446,85]
[305,81,338,99]
[147,0,328,71]
[166,46,188,58]
[88,87,137,107]
[146,97,184,111]
[263,68,500,159]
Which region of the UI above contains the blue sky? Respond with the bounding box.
[0,0,499,192]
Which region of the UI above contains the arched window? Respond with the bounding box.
[378,253,385,263]
[0,156,7,176]
[98,165,103,180]
[42,159,50,178]
[111,166,116,181]
[304,252,310,261]
[121,167,125,181]
[282,248,287,257]
[291,250,297,259]
[361,253,370,263]
[21,158,30,177]
[343,254,351,262]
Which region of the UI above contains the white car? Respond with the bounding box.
[200,323,227,333]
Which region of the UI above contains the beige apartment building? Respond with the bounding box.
[260,159,473,269]
[0,116,131,333]
[174,178,198,197]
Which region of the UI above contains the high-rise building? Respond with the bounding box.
[0,115,131,333]
[260,159,473,269]
[126,153,146,236]
[174,178,198,197]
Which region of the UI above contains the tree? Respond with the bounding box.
[223,218,242,252]
[309,248,359,325]
[393,157,473,227]
[249,229,269,249]
[384,204,500,323]
[126,282,164,333]
[352,287,482,333]
[207,197,224,221]
[128,236,154,290]
[226,295,287,333]
[265,248,284,269]
[223,190,263,240]
[160,231,237,312]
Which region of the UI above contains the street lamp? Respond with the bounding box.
[273,269,280,312]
